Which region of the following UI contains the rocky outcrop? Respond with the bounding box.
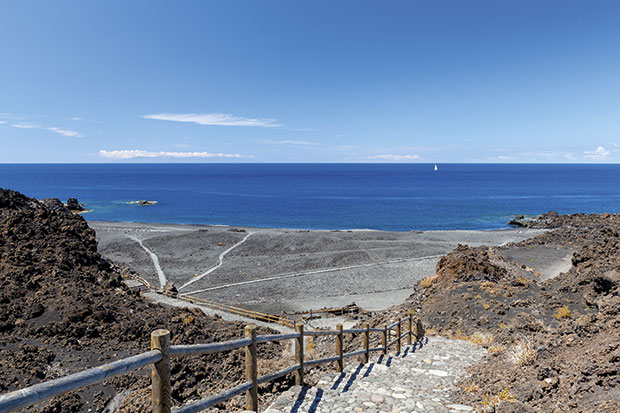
[408,212,620,412]
[0,188,284,412]
[435,244,507,283]
[66,197,84,211]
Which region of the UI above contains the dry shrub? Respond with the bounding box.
[469,332,495,346]
[554,305,572,319]
[487,345,506,354]
[420,276,433,288]
[508,338,536,366]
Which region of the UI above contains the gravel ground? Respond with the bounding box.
[92,221,545,314]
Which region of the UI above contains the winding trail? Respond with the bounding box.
[127,235,167,289]
[179,231,255,290]
[184,254,443,295]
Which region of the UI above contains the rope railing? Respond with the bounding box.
[0,311,425,413]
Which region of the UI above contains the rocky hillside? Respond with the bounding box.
[407,213,620,412]
[0,189,287,412]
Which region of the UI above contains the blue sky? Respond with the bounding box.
[1,1,619,163]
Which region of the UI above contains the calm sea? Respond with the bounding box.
[1,163,619,231]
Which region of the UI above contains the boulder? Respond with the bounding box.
[66,197,84,211]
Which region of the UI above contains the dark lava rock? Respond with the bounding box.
[66,197,84,211]
[0,188,284,412]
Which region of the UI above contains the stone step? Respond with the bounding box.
[264,336,485,413]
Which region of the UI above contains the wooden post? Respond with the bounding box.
[363,323,370,364]
[151,329,171,413]
[336,324,344,372]
[407,311,413,346]
[245,325,258,411]
[415,318,424,342]
[381,326,387,355]
[396,319,401,353]
[295,324,304,385]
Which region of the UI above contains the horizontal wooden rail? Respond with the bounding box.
[0,350,162,412]
[342,328,366,334]
[305,356,340,368]
[305,330,339,337]
[170,338,252,357]
[388,337,400,347]
[387,320,400,330]
[172,381,253,413]
[343,349,366,359]
[1,309,425,413]
[255,333,300,343]
[258,364,301,385]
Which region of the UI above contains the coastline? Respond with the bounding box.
[91,220,545,314]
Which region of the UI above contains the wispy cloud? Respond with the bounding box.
[262,139,316,146]
[12,123,40,129]
[47,127,82,138]
[0,120,6,124]
[70,117,82,121]
[584,146,611,159]
[367,154,421,161]
[142,112,281,128]
[99,149,253,159]
[11,122,82,137]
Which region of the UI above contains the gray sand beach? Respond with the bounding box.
[92,221,545,314]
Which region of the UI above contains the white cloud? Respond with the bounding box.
[47,127,83,138]
[71,117,82,121]
[262,139,316,146]
[584,146,611,159]
[99,149,253,159]
[367,154,421,161]
[142,112,281,128]
[11,122,82,138]
[0,121,6,124]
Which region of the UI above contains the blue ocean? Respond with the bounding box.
[1,163,619,231]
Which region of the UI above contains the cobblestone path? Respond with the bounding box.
[265,336,486,413]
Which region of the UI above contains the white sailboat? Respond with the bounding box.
[434,164,438,171]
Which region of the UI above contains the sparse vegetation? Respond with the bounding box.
[487,345,506,354]
[554,305,572,319]
[420,276,433,288]
[479,387,516,407]
[508,338,536,366]
[482,303,491,310]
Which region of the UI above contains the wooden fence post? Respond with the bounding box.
[151,329,171,413]
[407,311,413,346]
[415,318,424,342]
[295,324,304,385]
[363,323,370,364]
[336,324,344,372]
[396,319,401,353]
[381,326,387,355]
[245,325,258,411]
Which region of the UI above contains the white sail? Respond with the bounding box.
[434,164,438,171]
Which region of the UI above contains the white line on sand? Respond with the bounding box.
[179,232,255,290]
[127,235,167,289]
[184,254,443,295]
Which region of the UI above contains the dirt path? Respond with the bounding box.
[184,254,444,295]
[179,231,255,290]
[126,235,167,288]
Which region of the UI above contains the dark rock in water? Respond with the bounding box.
[66,197,84,211]
[515,214,524,220]
[508,218,526,227]
[40,198,70,213]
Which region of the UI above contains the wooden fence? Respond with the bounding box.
[0,311,425,413]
